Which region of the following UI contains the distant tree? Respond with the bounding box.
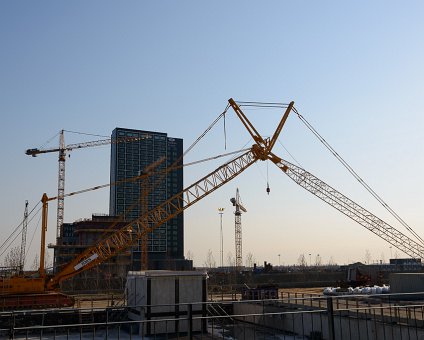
[204,249,216,268]
[2,246,20,269]
[297,254,307,267]
[380,252,386,264]
[226,252,234,267]
[315,254,322,266]
[364,249,371,264]
[32,254,39,270]
[245,252,255,268]
[30,249,52,271]
[186,250,194,261]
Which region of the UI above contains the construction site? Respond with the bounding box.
[1,97,424,340]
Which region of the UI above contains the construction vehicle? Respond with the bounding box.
[1,98,423,309]
[230,188,246,270]
[0,99,290,308]
[26,131,150,239]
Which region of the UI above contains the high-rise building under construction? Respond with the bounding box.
[109,127,190,270]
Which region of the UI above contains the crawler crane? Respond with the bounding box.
[0,98,293,308]
[1,98,423,309]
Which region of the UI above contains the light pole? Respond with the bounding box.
[278,254,281,266]
[309,253,311,267]
[218,208,224,268]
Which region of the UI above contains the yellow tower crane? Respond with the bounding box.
[2,97,422,311]
[26,130,149,238]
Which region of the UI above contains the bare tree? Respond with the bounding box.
[2,246,20,269]
[364,249,371,264]
[186,250,194,261]
[32,254,39,270]
[380,252,386,264]
[226,252,234,267]
[204,249,216,268]
[315,254,322,266]
[245,252,255,268]
[328,256,336,266]
[30,249,52,271]
[297,254,307,267]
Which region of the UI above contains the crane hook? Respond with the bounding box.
[266,161,270,195]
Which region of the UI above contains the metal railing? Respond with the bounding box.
[3,292,424,339]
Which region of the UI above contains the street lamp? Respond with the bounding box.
[218,208,224,268]
[278,254,281,266]
[309,253,311,267]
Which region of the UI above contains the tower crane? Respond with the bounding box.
[26,130,150,238]
[230,188,246,270]
[0,97,293,308]
[2,97,423,310]
[18,200,29,273]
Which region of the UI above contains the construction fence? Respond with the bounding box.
[2,292,424,339]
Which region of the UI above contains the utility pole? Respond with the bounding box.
[218,208,224,268]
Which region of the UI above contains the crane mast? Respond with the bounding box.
[57,130,66,238]
[19,200,29,272]
[230,188,247,270]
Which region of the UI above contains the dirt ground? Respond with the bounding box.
[279,287,324,295]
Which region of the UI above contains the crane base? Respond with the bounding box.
[0,292,74,310]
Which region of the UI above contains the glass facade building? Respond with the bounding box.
[109,128,185,270]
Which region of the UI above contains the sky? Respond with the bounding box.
[1,1,423,269]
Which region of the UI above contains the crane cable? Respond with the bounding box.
[183,103,230,158]
[292,106,424,246]
[84,103,233,239]
[0,203,42,259]
[234,100,424,246]
[24,211,43,268]
[64,130,109,138]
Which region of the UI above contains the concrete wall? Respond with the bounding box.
[233,301,424,340]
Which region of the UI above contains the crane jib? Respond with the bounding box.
[74,253,99,271]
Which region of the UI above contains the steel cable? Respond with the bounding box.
[292,106,424,246]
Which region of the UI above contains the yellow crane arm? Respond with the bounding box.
[268,153,424,259]
[266,101,294,155]
[228,98,266,147]
[47,150,256,289]
[228,98,294,160]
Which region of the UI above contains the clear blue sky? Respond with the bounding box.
[1,1,423,268]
